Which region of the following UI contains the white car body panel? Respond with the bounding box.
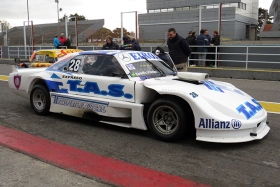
[8,50,270,143]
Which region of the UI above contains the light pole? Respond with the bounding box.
[55,0,62,33]
[69,16,78,49]
[120,11,137,44]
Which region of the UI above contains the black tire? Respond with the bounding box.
[147,98,189,142]
[30,85,50,115]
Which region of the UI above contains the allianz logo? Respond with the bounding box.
[199,118,242,129]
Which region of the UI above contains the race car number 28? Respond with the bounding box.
[69,59,81,72]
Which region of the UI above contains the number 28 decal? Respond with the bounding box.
[69,59,81,72]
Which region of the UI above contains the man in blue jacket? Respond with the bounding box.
[167,28,191,72]
[53,35,61,49]
[196,29,209,67]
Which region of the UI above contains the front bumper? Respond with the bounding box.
[196,121,270,143]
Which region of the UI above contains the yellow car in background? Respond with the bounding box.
[18,49,83,68]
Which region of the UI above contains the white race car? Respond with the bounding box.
[8,50,270,143]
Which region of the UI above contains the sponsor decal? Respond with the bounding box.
[128,52,160,61]
[45,80,133,99]
[62,75,82,80]
[198,118,242,130]
[51,73,61,79]
[14,74,21,89]
[236,98,263,120]
[119,53,131,62]
[202,81,243,95]
[231,119,242,129]
[135,71,158,76]
[126,64,135,70]
[51,94,108,113]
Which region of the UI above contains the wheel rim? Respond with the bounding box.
[152,105,179,135]
[32,89,46,111]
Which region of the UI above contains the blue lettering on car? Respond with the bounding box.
[236,99,263,120]
[129,52,159,61]
[202,81,243,95]
[46,80,133,99]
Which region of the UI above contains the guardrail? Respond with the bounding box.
[1,45,280,70]
[189,45,280,69]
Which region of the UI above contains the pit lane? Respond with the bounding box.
[0,64,279,187]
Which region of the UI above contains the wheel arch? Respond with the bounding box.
[27,78,48,94]
[143,94,195,131]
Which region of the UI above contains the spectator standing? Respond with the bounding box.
[58,33,66,47]
[196,29,209,67]
[167,28,191,72]
[210,30,221,67]
[120,36,137,50]
[53,35,61,49]
[128,35,141,51]
[187,31,197,66]
[186,31,192,41]
[204,29,212,66]
[102,36,119,50]
[64,36,71,49]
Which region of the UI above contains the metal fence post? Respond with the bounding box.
[246,47,249,69]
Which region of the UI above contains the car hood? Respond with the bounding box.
[143,77,266,120]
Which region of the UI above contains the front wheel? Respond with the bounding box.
[30,85,50,115]
[147,98,188,141]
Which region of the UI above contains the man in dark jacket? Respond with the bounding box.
[120,36,137,50]
[167,28,191,72]
[196,29,209,67]
[187,32,197,66]
[210,30,221,67]
[102,36,119,50]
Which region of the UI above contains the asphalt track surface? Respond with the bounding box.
[0,64,279,187]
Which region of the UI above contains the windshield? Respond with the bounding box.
[125,59,176,79]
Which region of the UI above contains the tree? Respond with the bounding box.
[90,27,113,41]
[111,28,131,38]
[256,8,273,36]
[59,13,86,22]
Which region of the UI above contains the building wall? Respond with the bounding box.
[139,0,258,41]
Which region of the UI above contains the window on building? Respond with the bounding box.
[183,6,189,10]
[167,8,174,12]
[148,10,155,13]
[161,9,167,12]
[190,6,198,10]
[155,9,160,13]
[176,7,182,11]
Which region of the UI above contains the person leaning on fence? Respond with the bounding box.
[102,36,119,50]
[58,33,66,47]
[209,30,221,67]
[64,36,71,49]
[53,35,61,49]
[196,29,209,67]
[167,28,191,72]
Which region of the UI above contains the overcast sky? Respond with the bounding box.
[0,0,274,31]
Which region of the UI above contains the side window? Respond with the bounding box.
[82,55,123,77]
[68,56,83,73]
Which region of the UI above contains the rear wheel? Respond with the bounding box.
[147,98,188,141]
[30,85,50,115]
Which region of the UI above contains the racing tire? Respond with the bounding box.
[30,85,50,115]
[147,98,188,142]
